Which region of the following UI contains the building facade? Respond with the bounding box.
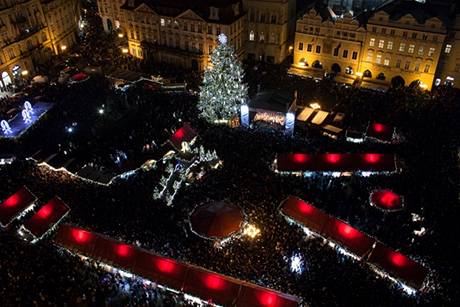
[0,0,80,89]
[244,0,296,63]
[293,0,449,90]
[98,0,245,71]
[292,7,366,83]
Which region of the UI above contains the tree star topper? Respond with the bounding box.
[218,33,227,45]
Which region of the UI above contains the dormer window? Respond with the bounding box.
[210,7,219,20]
[233,3,239,16]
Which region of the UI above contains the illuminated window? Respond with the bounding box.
[384,58,390,66]
[424,64,430,73]
[376,54,382,64]
[160,18,165,27]
[249,30,254,41]
[418,46,424,56]
[366,50,373,62]
[408,44,415,53]
[445,44,452,54]
[369,38,375,47]
[378,40,384,48]
[259,32,264,42]
[387,41,393,50]
[428,47,435,56]
[399,43,405,52]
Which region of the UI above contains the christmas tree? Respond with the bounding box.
[198,33,248,122]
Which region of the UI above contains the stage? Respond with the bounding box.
[1,102,54,139]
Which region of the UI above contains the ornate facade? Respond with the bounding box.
[293,0,451,90]
[99,0,245,71]
[244,0,296,63]
[0,0,80,89]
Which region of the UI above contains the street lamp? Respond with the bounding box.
[118,33,124,38]
[61,45,67,51]
[122,48,129,54]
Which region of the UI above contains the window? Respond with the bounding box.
[396,59,401,68]
[208,25,212,34]
[404,61,410,70]
[372,26,377,33]
[298,42,303,50]
[307,44,312,52]
[415,63,420,71]
[343,50,348,58]
[249,30,254,41]
[418,46,424,56]
[376,54,382,64]
[445,44,452,54]
[378,40,384,48]
[260,13,265,23]
[390,29,395,36]
[271,15,276,24]
[384,58,390,66]
[160,18,165,26]
[269,33,275,43]
[399,43,405,52]
[424,64,430,73]
[403,31,407,38]
[422,34,428,40]
[366,50,373,62]
[316,45,321,53]
[352,51,358,60]
[369,38,375,47]
[387,41,393,50]
[259,32,264,42]
[381,28,386,34]
[408,44,415,54]
[333,48,339,56]
[433,36,438,42]
[428,47,435,57]
[412,32,417,39]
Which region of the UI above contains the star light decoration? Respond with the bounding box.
[218,33,228,45]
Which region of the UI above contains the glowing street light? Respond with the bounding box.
[118,33,124,38]
[122,48,129,54]
[98,108,104,115]
[243,224,260,239]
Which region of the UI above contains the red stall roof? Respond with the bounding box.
[323,219,376,258]
[0,186,37,227]
[368,243,428,289]
[169,122,197,149]
[281,196,375,259]
[276,153,396,173]
[280,196,331,235]
[54,224,301,307]
[23,197,70,239]
[366,123,394,142]
[370,190,403,211]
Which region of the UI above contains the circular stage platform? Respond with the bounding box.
[190,201,244,240]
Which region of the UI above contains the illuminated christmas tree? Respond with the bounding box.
[198,33,248,122]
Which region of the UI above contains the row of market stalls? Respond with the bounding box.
[274,152,398,175]
[280,196,428,291]
[0,187,70,243]
[54,224,301,307]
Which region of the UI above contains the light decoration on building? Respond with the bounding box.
[1,120,12,134]
[243,224,260,239]
[22,109,32,124]
[289,253,305,274]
